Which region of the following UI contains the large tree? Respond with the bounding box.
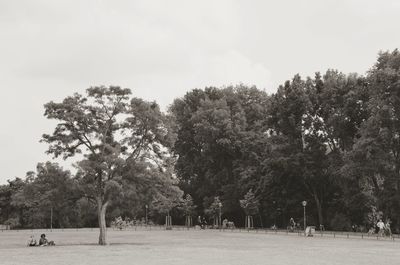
[0,177,25,228]
[10,162,80,228]
[170,86,270,223]
[42,86,176,244]
[343,49,400,229]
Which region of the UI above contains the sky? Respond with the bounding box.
[0,0,399,184]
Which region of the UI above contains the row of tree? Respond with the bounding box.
[170,49,400,232]
[1,49,399,244]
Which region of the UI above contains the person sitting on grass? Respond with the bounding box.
[39,234,55,246]
[27,235,37,247]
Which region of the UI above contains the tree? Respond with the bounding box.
[179,194,197,227]
[240,189,259,228]
[10,163,80,228]
[239,189,259,216]
[170,86,270,224]
[342,49,400,229]
[0,178,25,228]
[204,196,223,227]
[151,171,183,228]
[42,86,176,244]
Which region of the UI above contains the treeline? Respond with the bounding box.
[1,49,400,232]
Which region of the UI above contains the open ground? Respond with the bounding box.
[0,228,399,265]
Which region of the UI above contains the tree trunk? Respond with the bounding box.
[258,214,264,228]
[97,198,109,245]
[313,194,323,227]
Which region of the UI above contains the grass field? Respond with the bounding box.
[0,227,399,265]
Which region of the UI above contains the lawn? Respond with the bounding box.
[0,227,398,265]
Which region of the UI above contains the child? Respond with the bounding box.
[27,235,37,247]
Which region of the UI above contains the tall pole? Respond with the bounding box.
[273,201,276,228]
[145,205,148,225]
[218,202,222,229]
[302,201,307,236]
[50,206,53,231]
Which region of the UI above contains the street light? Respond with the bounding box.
[218,202,222,229]
[302,201,307,236]
[272,201,277,228]
[145,204,148,225]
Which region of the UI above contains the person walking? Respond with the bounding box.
[377,219,385,237]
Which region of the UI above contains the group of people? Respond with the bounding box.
[27,234,55,247]
[222,218,235,229]
[111,216,153,230]
[196,216,235,229]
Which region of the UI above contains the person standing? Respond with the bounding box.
[377,219,385,237]
[385,219,392,237]
[289,218,295,232]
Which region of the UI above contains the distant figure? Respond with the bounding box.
[377,220,385,237]
[385,220,392,237]
[39,234,55,246]
[227,221,235,229]
[201,217,207,229]
[288,218,295,232]
[27,235,37,247]
[222,218,228,229]
[368,227,375,235]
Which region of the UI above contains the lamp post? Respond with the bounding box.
[218,202,222,229]
[272,201,276,228]
[50,206,53,232]
[145,204,148,225]
[276,207,281,228]
[302,201,307,236]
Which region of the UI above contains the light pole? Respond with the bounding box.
[272,201,276,228]
[145,204,148,225]
[218,202,222,229]
[276,207,281,228]
[302,201,307,236]
[50,206,53,231]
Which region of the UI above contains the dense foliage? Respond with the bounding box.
[1,49,400,233]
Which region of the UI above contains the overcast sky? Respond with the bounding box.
[0,0,399,184]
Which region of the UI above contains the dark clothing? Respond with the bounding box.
[39,237,48,246]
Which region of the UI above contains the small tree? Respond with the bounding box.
[180,194,196,227]
[240,189,259,229]
[151,175,183,229]
[366,206,383,228]
[205,196,223,228]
